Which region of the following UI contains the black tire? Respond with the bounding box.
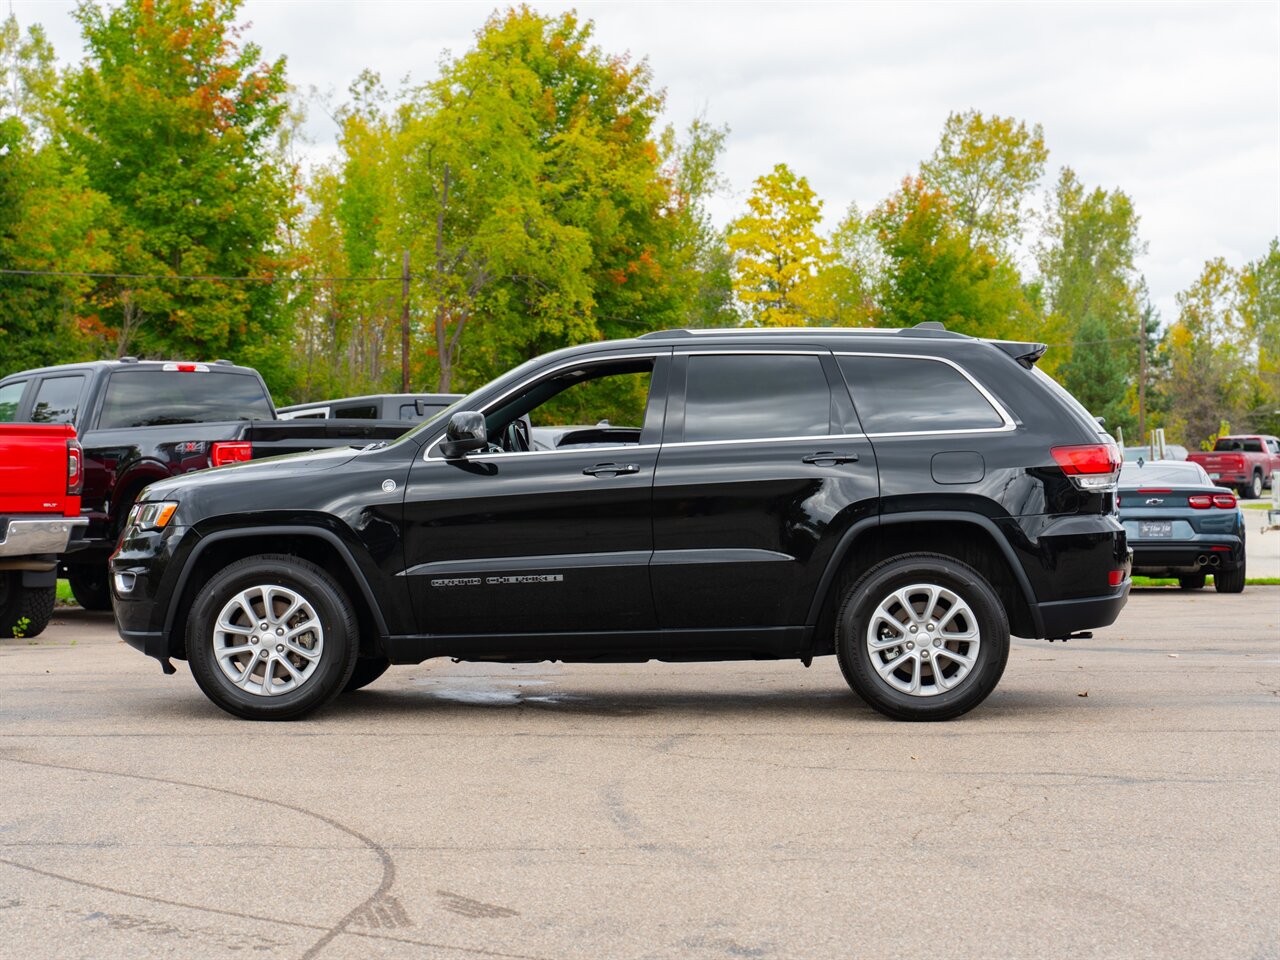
[67,565,112,611]
[1213,562,1246,594]
[186,554,358,720]
[1178,574,1206,590]
[1241,472,1262,500]
[0,574,56,639]
[835,553,1010,721]
[343,657,391,693]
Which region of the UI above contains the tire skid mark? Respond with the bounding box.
[0,755,546,960]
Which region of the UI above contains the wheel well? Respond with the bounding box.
[166,534,382,660]
[811,520,1036,654]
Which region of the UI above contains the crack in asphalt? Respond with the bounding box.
[0,754,546,960]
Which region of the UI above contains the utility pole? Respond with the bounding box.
[400,249,410,393]
[1137,329,1147,445]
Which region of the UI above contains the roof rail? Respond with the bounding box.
[637,328,694,339]
[638,322,969,340]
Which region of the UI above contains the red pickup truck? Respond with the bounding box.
[0,423,87,637]
[1187,435,1280,499]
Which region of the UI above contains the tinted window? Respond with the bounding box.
[1242,439,1263,453]
[30,375,86,425]
[838,356,1003,434]
[334,403,378,419]
[1119,462,1210,487]
[400,401,453,421]
[99,371,273,428]
[0,381,27,422]
[684,355,829,442]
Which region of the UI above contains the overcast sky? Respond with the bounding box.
[10,0,1280,324]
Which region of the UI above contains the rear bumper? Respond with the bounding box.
[1035,581,1130,639]
[0,516,88,557]
[1130,537,1244,575]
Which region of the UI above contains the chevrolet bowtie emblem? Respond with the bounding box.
[1145,498,1164,505]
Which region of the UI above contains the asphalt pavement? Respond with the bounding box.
[1,589,1277,960]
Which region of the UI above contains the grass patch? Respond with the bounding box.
[1240,501,1273,510]
[56,579,74,604]
[1131,575,1280,587]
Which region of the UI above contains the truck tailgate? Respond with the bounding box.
[0,424,76,515]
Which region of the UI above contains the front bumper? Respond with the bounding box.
[0,516,88,557]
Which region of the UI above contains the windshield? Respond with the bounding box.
[99,370,274,428]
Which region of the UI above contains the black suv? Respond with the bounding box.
[111,325,1130,721]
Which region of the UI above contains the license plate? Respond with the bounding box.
[1139,520,1173,538]
[1209,473,1220,479]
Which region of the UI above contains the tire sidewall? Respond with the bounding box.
[187,557,357,720]
[838,556,1010,720]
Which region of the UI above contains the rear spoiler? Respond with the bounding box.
[991,339,1048,369]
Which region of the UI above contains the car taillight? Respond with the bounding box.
[1212,494,1237,509]
[1051,443,1121,490]
[211,441,252,466]
[67,438,83,495]
[1108,570,1126,586]
[1187,495,1212,509]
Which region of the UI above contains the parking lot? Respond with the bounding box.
[1,585,1278,960]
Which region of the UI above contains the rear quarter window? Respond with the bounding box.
[30,375,86,425]
[837,356,1005,434]
[98,370,274,428]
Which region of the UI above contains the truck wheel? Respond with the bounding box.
[1178,574,1206,590]
[0,574,56,639]
[835,553,1010,721]
[1213,561,1246,594]
[67,566,112,611]
[186,554,358,720]
[1242,471,1263,500]
[343,657,391,693]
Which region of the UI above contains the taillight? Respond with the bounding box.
[1051,443,1121,490]
[1212,494,1237,509]
[1187,495,1212,509]
[66,438,83,495]
[211,441,252,466]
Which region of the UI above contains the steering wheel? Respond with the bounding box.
[501,417,531,453]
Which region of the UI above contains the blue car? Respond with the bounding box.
[1118,459,1246,592]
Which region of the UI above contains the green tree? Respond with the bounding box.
[1036,167,1147,434]
[0,14,109,375]
[726,163,830,326]
[1240,239,1280,434]
[1163,258,1255,447]
[63,0,295,390]
[920,110,1048,253]
[813,202,880,325]
[388,7,694,392]
[870,176,1032,338]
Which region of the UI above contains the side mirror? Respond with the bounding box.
[439,411,487,459]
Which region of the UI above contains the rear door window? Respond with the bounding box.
[0,380,28,422]
[334,403,378,419]
[838,356,1005,434]
[30,375,86,425]
[683,354,830,442]
[99,370,273,428]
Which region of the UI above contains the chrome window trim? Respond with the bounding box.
[457,443,660,462]
[834,351,1017,436]
[423,350,665,461]
[675,348,829,356]
[662,432,867,449]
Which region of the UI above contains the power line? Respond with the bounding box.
[0,268,400,283]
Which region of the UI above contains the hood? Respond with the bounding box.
[141,445,361,502]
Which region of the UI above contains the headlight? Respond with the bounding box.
[128,501,179,530]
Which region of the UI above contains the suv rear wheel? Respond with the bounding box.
[186,554,358,720]
[835,553,1010,721]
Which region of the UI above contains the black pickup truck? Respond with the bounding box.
[111,324,1131,722]
[0,359,416,608]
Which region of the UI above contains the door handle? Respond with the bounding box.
[583,462,640,477]
[802,451,860,465]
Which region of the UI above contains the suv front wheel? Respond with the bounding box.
[186,554,358,720]
[836,553,1010,721]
